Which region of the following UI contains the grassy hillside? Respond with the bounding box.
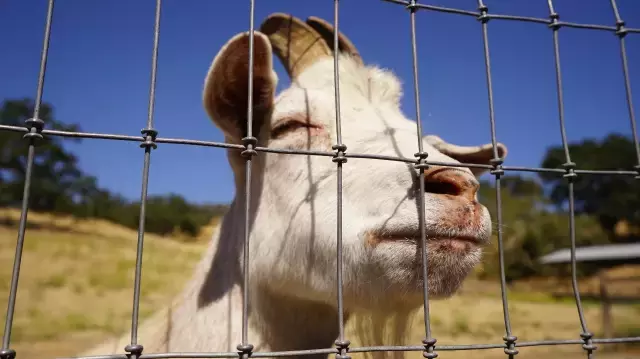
[0,208,210,358]
[0,208,637,359]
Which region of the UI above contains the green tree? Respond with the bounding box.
[538,133,640,242]
[0,98,91,212]
[136,194,223,238]
[477,175,608,282]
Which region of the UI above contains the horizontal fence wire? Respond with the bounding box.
[0,0,639,359]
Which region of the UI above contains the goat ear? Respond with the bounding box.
[424,135,508,177]
[203,31,278,142]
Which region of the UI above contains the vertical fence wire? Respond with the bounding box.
[126,1,163,358]
[0,1,54,358]
[475,1,517,357]
[609,0,640,174]
[238,1,257,358]
[330,1,350,358]
[406,1,437,358]
[546,1,595,357]
[1,1,640,359]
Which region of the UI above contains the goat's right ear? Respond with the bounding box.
[203,32,278,142]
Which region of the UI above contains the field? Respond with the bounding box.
[0,209,638,359]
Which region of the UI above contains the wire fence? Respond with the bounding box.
[0,0,639,358]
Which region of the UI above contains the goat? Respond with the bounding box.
[80,12,507,359]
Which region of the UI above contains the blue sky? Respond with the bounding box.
[1,0,639,205]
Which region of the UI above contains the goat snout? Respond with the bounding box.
[422,166,479,201]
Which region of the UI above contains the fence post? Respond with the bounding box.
[599,271,613,339]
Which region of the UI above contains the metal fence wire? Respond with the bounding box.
[0,0,639,358]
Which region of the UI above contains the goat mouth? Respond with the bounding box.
[366,231,482,249]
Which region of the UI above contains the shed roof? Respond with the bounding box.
[538,242,640,264]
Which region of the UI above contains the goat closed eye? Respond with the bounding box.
[270,119,313,139]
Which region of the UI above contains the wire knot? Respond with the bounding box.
[580,332,597,352]
[562,161,577,181]
[548,13,561,30]
[615,20,627,38]
[414,151,429,170]
[406,0,418,13]
[490,158,504,177]
[332,144,348,164]
[241,136,258,158]
[634,164,640,180]
[237,343,254,354]
[477,5,490,23]
[124,344,143,358]
[140,128,158,150]
[0,349,16,359]
[503,335,519,356]
[422,338,438,359]
[335,339,351,359]
[23,117,44,141]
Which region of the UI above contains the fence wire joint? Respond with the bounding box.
[503,335,518,356]
[124,344,143,358]
[615,20,627,38]
[490,158,504,177]
[477,4,489,23]
[406,0,418,13]
[335,339,351,359]
[241,136,258,158]
[237,343,254,357]
[332,144,348,164]
[140,128,158,150]
[23,118,44,142]
[548,13,561,30]
[562,161,577,181]
[0,349,16,359]
[422,338,437,359]
[414,151,429,170]
[580,332,597,352]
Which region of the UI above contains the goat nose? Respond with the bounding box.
[421,166,479,201]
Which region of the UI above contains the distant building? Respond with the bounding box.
[538,242,640,265]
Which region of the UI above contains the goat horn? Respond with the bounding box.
[306,16,363,66]
[259,13,331,80]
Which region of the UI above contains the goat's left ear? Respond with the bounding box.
[203,31,278,143]
[424,135,508,177]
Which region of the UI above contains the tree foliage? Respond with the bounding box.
[0,98,228,239]
[477,175,609,282]
[539,133,640,242]
[0,98,83,212]
[477,133,638,281]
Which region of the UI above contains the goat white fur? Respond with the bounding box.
[80,13,508,359]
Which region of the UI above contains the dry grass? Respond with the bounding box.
[0,209,208,359]
[0,208,637,359]
[347,280,640,359]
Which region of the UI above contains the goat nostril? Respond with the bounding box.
[423,168,478,199]
[424,178,462,196]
